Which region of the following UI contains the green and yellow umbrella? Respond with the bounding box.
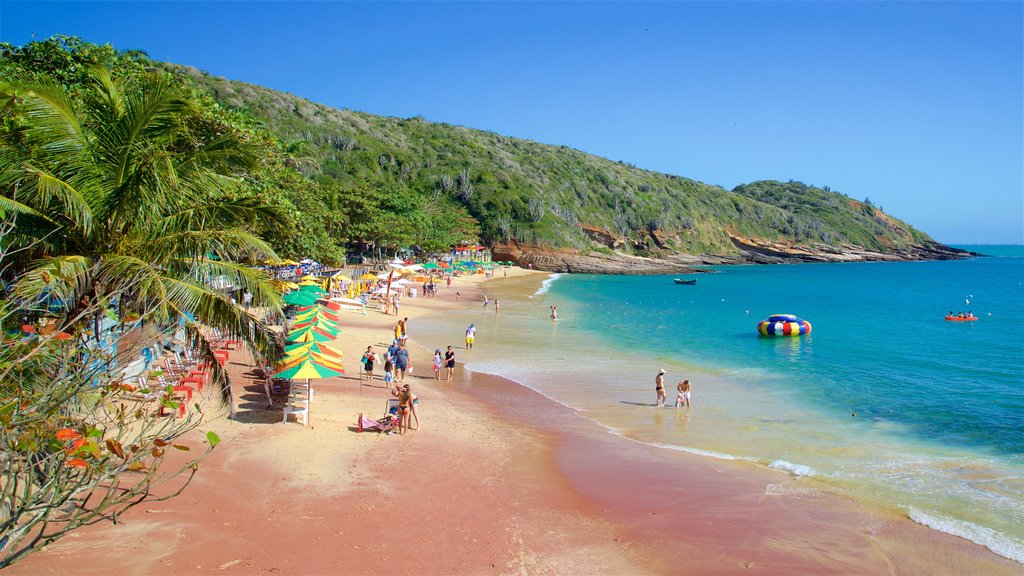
[284,341,344,358]
[285,326,336,344]
[273,358,344,380]
[283,291,319,306]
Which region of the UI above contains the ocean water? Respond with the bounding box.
[416,247,1024,563]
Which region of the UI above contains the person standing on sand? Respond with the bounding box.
[393,342,411,383]
[444,345,456,380]
[408,384,420,430]
[675,379,691,408]
[361,346,376,381]
[655,369,667,407]
[433,348,443,380]
[482,295,489,308]
[495,300,500,314]
[392,384,413,435]
[465,324,476,350]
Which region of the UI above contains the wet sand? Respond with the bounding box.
[10,268,1019,575]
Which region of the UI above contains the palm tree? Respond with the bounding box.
[0,65,285,400]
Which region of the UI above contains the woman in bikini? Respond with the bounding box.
[392,384,413,435]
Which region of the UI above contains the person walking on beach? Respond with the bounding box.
[465,324,476,350]
[432,348,443,380]
[655,369,667,407]
[675,379,691,409]
[482,295,489,308]
[495,299,500,314]
[444,345,456,381]
[550,306,558,321]
[393,342,411,383]
[361,346,376,382]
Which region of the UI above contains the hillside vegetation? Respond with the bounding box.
[3,37,947,266]
[176,63,939,258]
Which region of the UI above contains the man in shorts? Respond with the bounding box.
[465,323,476,350]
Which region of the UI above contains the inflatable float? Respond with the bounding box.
[944,315,977,322]
[757,314,812,336]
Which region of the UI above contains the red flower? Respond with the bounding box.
[56,428,82,441]
[66,458,88,469]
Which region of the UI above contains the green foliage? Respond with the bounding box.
[0,53,286,380]
[3,35,937,263]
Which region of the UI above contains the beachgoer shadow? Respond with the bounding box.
[619,401,659,407]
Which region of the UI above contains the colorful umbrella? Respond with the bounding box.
[284,341,343,358]
[283,291,319,306]
[293,308,339,321]
[285,327,336,344]
[273,359,344,379]
[359,273,377,280]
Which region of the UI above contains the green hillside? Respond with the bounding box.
[174,63,936,256]
[2,37,943,265]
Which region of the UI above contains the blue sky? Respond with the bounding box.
[2,1,1021,244]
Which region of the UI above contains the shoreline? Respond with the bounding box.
[10,267,1019,574]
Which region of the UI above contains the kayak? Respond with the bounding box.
[944,315,978,322]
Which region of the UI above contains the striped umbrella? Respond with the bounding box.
[273,358,344,379]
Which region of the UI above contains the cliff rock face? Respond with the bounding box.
[491,242,703,275]
[492,235,974,274]
[725,233,972,263]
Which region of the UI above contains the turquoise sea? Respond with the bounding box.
[418,246,1024,563]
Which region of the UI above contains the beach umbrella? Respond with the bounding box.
[359,273,377,280]
[273,358,344,380]
[278,348,344,369]
[300,275,319,281]
[284,341,343,358]
[293,319,339,332]
[288,323,339,337]
[298,284,326,294]
[421,262,440,270]
[285,326,336,344]
[294,308,340,322]
[282,292,319,307]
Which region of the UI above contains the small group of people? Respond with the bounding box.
[950,310,975,318]
[432,346,457,381]
[655,369,691,409]
[361,339,412,385]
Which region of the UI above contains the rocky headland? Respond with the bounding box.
[492,236,976,275]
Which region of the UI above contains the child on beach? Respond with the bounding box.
[676,379,691,408]
[383,359,395,386]
[433,348,442,380]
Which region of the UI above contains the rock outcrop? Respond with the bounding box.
[491,235,975,275]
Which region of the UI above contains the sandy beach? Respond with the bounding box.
[10,268,1019,575]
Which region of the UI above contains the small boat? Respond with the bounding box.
[674,279,697,285]
[944,315,978,322]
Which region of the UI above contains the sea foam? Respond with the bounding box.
[769,459,816,477]
[532,273,563,296]
[906,507,1024,564]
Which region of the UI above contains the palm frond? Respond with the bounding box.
[13,255,94,312]
[16,78,86,159]
[135,226,278,267]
